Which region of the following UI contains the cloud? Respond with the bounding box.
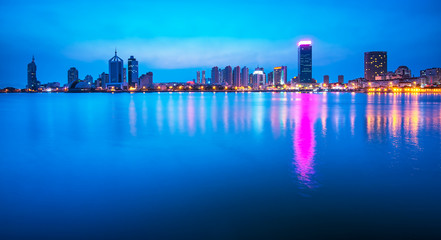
[64,38,350,69]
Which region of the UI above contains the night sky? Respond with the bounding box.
[0,0,440,88]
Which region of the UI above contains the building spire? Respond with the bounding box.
[32,55,35,62]
[115,48,117,56]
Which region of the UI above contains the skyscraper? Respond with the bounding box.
[128,56,139,87]
[202,71,206,84]
[197,71,200,84]
[109,50,124,83]
[274,66,287,85]
[252,67,266,89]
[233,66,241,87]
[364,51,387,81]
[241,66,249,87]
[27,56,39,90]
[223,66,233,86]
[211,66,220,84]
[323,75,330,85]
[338,75,344,84]
[298,41,312,83]
[100,72,109,87]
[67,67,78,85]
[267,72,274,85]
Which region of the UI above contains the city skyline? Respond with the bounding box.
[1,0,441,88]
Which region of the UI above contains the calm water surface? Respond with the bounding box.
[1,92,441,239]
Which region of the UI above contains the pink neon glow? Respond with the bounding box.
[298,40,312,46]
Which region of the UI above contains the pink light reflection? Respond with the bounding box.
[293,94,319,189]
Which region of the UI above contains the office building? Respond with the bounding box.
[274,66,287,85]
[84,75,93,84]
[197,71,200,84]
[421,68,441,84]
[109,50,124,83]
[298,41,312,83]
[252,67,266,89]
[139,72,153,89]
[128,56,139,87]
[267,72,274,85]
[364,51,387,81]
[323,75,329,85]
[338,75,344,84]
[202,70,206,84]
[67,67,79,85]
[27,56,39,90]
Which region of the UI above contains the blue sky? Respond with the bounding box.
[0,0,440,88]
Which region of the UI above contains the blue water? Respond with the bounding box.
[1,92,441,239]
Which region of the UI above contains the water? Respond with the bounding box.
[1,92,441,239]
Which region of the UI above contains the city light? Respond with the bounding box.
[298,40,312,46]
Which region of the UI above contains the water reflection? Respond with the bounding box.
[292,94,320,189]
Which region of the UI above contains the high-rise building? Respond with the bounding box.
[233,66,241,87]
[338,75,344,84]
[241,67,249,87]
[100,72,109,87]
[27,56,39,90]
[421,68,441,84]
[274,66,287,85]
[197,71,200,84]
[249,73,253,86]
[67,67,78,85]
[123,68,127,83]
[267,72,274,85]
[139,72,153,88]
[252,67,266,89]
[298,41,312,83]
[323,75,330,85]
[211,66,220,84]
[84,75,93,84]
[128,56,139,87]
[202,71,206,84]
[223,66,233,85]
[219,68,223,84]
[364,51,387,81]
[109,50,124,83]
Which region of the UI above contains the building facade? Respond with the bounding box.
[273,66,287,85]
[323,75,330,85]
[109,50,124,84]
[233,66,241,87]
[139,72,153,89]
[364,51,387,81]
[338,75,344,84]
[252,67,266,89]
[420,68,441,84]
[67,67,78,85]
[298,41,312,83]
[241,66,249,87]
[223,66,233,86]
[128,56,139,87]
[211,67,219,84]
[27,56,39,90]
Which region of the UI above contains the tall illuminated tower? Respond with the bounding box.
[364,51,387,81]
[274,66,287,85]
[128,56,138,87]
[109,50,124,83]
[298,41,312,83]
[27,56,39,90]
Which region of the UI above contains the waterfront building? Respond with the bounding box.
[202,71,206,84]
[267,72,274,85]
[128,56,139,87]
[274,66,287,85]
[395,66,411,78]
[99,72,109,87]
[223,66,233,86]
[67,67,79,85]
[211,67,219,84]
[139,72,153,89]
[109,50,124,83]
[27,56,39,90]
[298,41,312,83]
[219,68,224,84]
[233,66,241,87]
[252,67,266,89]
[323,75,330,85]
[420,68,441,84]
[197,71,200,84]
[364,51,387,81]
[241,66,249,87]
[123,68,127,83]
[249,73,253,86]
[84,75,93,86]
[338,75,344,84]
